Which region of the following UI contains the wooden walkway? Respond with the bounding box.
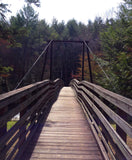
[21,87,104,160]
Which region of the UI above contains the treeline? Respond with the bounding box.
[0,0,132,99]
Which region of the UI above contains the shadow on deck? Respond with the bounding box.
[20,87,104,160]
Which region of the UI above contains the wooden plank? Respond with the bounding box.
[78,97,116,160]
[0,79,63,110]
[0,80,50,109]
[15,95,57,160]
[0,91,54,149]
[80,86,132,138]
[0,85,51,128]
[81,81,132,116]
[0,79,63,160]
[20,87,104,160]
[71,79,132,159]
[27,144,99,150]
[80,91,132,159]
[24,154,103,160]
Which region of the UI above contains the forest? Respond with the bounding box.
[0,0,132,99]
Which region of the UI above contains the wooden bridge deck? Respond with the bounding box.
[21,87,104,160]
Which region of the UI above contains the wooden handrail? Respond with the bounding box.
[70,79,132,160]
[0,79,63,160]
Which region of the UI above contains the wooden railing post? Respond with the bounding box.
[19,96,27,150]
[116,108,127,142]
[0,107,8,160]
[71,79,132,160]
[0,108,7,138]
[0,79,63,160]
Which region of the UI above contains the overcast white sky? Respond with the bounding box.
[3,0,124,24]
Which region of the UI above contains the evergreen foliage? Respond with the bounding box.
[0,0,131,99]
[100,0,132,98]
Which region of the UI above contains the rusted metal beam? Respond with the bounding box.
[47,40,89,44]
[41,46,48,81]
[50,41,53,80]
[86,41,93,83]
[82,42,85,80]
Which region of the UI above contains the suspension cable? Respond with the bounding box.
[84,41,114,85]
[14,40,53,89]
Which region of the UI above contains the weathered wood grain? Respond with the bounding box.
[21,87,104,160]
[70,79,132,160]
[74,85,132,139]
[0,79,63,160]
[81,81,132,116]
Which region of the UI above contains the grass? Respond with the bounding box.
[6,121,132,150]
[7,120,31,131]
[111,124,132,150]
[7,121,17,131]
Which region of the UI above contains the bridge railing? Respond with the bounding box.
[70,79,132,160]
[0,79,63,160]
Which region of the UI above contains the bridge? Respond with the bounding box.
[0,41,132,160]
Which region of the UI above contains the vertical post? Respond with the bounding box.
[61,48,63,80]
[18,109,26,151]
[19,97,27,149]
[86,41,93,83]
[40,46,48,81]
[18,95,28,152]
[82,42,85,80]
[50,41,53,80]
[0,108,7,159]
[0,108,7,138]
[116,109,127,142]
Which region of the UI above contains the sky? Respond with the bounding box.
[3,0,124,24]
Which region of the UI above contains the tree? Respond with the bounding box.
[25,0,40,7]
[66,19,79,39]
[0,3,10,20]
[100,0,132,98]
[9,4,39,87]
[51,19,65,39]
